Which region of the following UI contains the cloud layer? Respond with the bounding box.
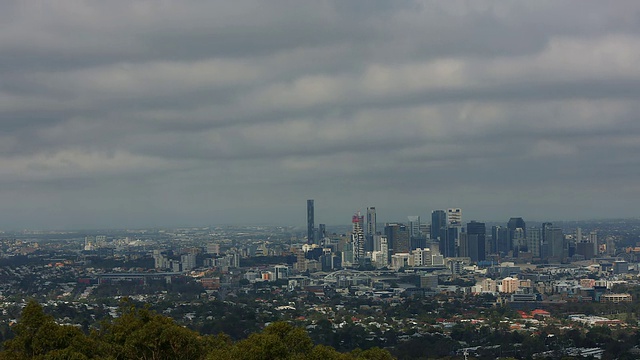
[1,0,640,229]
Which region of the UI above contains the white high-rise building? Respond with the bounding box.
[181,253,197,271]
[380,237,389,267]
[447,208,462,226]
[351,212,365,264]
[589,231,598,254]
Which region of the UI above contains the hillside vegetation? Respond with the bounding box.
[0,300,394,360]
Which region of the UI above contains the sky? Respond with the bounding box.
[1,1,640,229]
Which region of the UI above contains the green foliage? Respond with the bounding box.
[0,300,100,360]
[0,301,394,360]
[97,300,215,360]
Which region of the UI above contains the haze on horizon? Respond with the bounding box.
[1,1,640,230]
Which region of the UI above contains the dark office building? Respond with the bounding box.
[431,210,446,240]
[492,225,510,255]
[440,226,457,258]
[467,221,486,262]
[307,199,315,245]
[385,223,410,254]
[507,217,526,240]
[541,223,564,262]
[576,241,595,260]
[365,207,377,252]
[317,224,326,244]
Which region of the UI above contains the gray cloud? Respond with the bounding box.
[1,0,640,229]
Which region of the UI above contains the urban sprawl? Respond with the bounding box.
[2,201,640,359]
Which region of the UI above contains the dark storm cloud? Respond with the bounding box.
[1,0,640,228]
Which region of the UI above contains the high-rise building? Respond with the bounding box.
[366,207,376,252]
[374,236,389,268]
[507,217,526,253]
[492,225,510,255]
[526,227,542,258]
[606,237,615,256]
[466,221,486,262]
[589,231,598,254]
[441,226,458,258]
[408,216,421,238]
[458,232,468,258]
[181,253,197,271]
[385,223,410,254]
[431,210,446,240]
[512,228,526,255]
[541,224,564,261]
[307,200,315,245]
[366,207,377,236]
[342,242,354,266]
[420,223,430,237]
[447,208,462,226]
[317,224,326,244]
[351,212,365,264]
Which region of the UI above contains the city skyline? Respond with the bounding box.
[1,2,640,229]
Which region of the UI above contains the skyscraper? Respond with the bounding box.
[317,224,326,244]
[447,208,462,226]
[385,223,410,254]
[408,216,421,238]
[541,223,564,261]
[526,227,542,258]
[366,207,377,252]
[307,200,315,245]
[466,221,486,262]
[351,212,365,264]
[441,226,457,258]
[431,210,446,240]
[366,207,377,237]
[506,217,526,255]
[589,231,598,255]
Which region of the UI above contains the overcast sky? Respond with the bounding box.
[1,1,640,229]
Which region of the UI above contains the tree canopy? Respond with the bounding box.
[0,300,394,360]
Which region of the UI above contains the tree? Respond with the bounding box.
[0,300,101,360]
[0,301,394,360]
[98,300,216,360]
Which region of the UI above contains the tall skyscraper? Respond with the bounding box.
[351,212,365,264]
[365,207,377,252]
[541,223,564,261]
[366,207,377,236]
[408,216,421,238]
[431,210,446,240]
[589,231,598,255]
[307,200,315,245]
[441,226,457,258]
[491,225,509,255]
[466,221,486,262]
